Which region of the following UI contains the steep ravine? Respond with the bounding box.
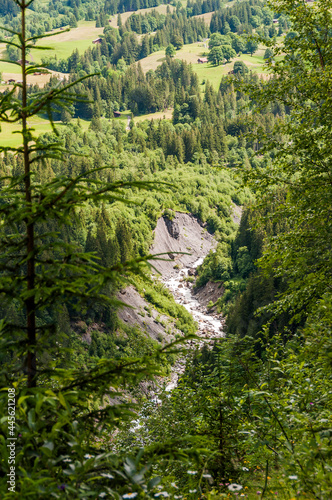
[162,255,225,391]
[150,212,215,277]
[118,213,225,345]
[165,258,224,341]
[118,213,225,394]
[128,213,226,430]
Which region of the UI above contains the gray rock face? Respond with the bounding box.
[117,286,176,342]
[151,213,216,278]
[164,216,180,239]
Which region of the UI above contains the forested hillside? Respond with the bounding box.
[0,0,331,499]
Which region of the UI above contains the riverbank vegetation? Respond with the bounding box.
[0,0,331,498]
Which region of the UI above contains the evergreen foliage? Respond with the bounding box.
[240,0,332,322]
[0,1,190,496]
[1,0,332,498]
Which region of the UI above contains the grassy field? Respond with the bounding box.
[31,21,103,63]
[0,111,175,147]
[0,21,102,72]
[134,108,173,122]
[192,0,261,25]
[139,42,207,72]
[109,4,176,29]
[0,70,67,89]
[192,11,214,25]
[0,43,21,75]
[0,117,91,148]
[139,42,271,89]
[0,117,54,148]
[0,21,101,84]
[223,0,246,6]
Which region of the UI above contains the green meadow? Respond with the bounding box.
[109,3,176,29]
[139,42,272,90]
[0,117,53,148]
[134,109,173,122]
[31,21,103,63]
[0,117,91,148]
[0,21,103,74]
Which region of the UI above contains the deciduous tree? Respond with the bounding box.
[208,46,224,65]
[165,43,176,58]
[242,0,332,319]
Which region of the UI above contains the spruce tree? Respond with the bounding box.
[0,1,175,495]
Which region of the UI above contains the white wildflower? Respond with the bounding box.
[289,475,298,480]
[123,493,138,499]
[99,494,107,498]
[189,489,197,493]
[242,467,249,472]
[202,474,212,479]
[228,484,243,492]
[84,454,94,459]
[186,470,197,475]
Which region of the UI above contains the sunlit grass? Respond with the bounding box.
[0,117,90,148]
[139,42,273,90]
[31,21,103,63]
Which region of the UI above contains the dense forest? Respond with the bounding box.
[0,0,331,499]
[3,0,287,68]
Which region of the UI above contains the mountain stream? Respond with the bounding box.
[131,256,225,430]
[163,256,225,391]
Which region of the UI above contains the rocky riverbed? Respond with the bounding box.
[130,214,226,424]
[118,212,226,395]
[163,256,225,391]
[151,213,225,345]
[165,258,224,341]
